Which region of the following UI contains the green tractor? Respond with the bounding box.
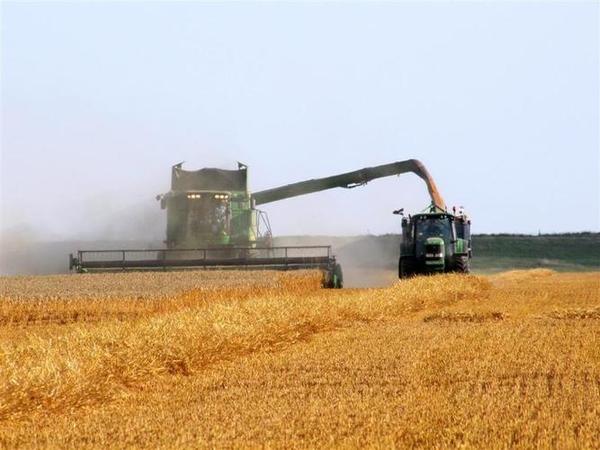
[395,204,472,278]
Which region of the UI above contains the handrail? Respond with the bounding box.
[77,245,331,254]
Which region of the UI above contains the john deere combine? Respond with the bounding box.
[70,158,470,286]
[156,162,270,249]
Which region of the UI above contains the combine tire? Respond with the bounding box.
[323,263,344,289]
[399,257,416,279]
[453,255,471,274]
[332,263,343,289]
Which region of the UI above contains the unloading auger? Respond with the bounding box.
[252,159,445,209]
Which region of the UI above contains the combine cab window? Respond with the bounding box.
[213,203,229,233]
[186,196,230,238]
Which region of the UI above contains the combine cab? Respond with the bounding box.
[395,205,472,277]
[156,162,270,249]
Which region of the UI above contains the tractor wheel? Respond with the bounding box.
[399,257,416,279]
[454,255,471,274]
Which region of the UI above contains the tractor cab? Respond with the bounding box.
[394,204,472,278]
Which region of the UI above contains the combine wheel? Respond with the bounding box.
[332,263,343,289]
[323,263,344,289]
[399,257,416,279]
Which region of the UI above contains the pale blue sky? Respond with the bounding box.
[1,1,598,240]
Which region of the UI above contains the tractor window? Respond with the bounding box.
[415,217,452,242]
[456,221,470,240]
[456,222,464,239]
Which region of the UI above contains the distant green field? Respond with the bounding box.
[472,233,600,273]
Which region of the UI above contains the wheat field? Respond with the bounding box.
[0,268,598,448]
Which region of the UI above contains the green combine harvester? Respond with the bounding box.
[156,162,269,249]
[70,158,471,286]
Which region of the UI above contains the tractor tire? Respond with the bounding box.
[453,255,471,274]
[399,257,416,279]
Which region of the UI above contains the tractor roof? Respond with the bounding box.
[411,203,469,220]
[419,204,447,215]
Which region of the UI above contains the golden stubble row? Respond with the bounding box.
[0,272,487,419]
[0,270,321,326]
[0,269,308,300]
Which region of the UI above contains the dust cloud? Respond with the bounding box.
[336,235,399,287]
[0,195,165,275]
[273,235,400,288]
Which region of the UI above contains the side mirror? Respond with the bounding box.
[392,208,404,216]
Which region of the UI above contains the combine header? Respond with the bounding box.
[69,245,343,288]
[71,158,469,286]
[71,162,344,287]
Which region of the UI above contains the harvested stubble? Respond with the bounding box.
[0,270,317,326]
[0,271,484,419]
[0,269,599,448]
[1,270,292,301]
[423,310,506,323]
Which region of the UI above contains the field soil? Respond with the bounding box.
[0,269,598,448]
